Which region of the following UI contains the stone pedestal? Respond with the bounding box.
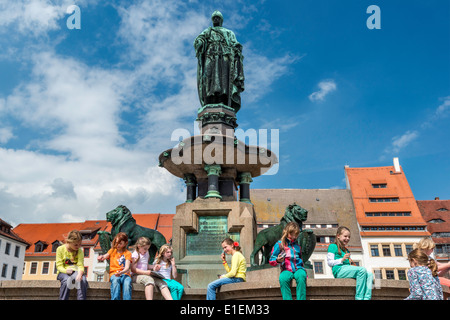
[172,198,257,288]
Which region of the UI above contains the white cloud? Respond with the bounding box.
[391,130,419,153]
[0,0,298,225]
[309,79,337,102]
[0,127,14,144]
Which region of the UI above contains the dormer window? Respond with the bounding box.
[372,183,387,188]
[34,241,47,253]
[437,208,449,212]
[52,241,61,252]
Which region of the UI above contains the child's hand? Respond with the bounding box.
[343,253,351,260]
[221,252,226,261]
[97,255,104,262]
[170,257,175,265]
[66,268,74,275]
[154,264,161,271]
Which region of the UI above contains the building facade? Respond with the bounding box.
[0,219,29,280]
[344,160,430,280]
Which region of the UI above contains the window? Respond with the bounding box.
[42,262,49,274]
[405,245,413,255]
[14,246,20,258]
[1,264,7,278]
[314,261,324,274]
[52,241,60,253]
[35,241,45,253]
[84,247,90,258]
[373,269,382,280]
[30,262,37,274]
[382,245,391,257]
[437,208,449,212]
[385,269,395,280]
[432,232,450,238]
[369,197,399,203]
[11,266,17,280]
[428,219,445,223]
[5,242,10,255]
[370,245,379,257]
[398,270,407,280]
[366,212,411,217]
[394,245,403,256]
[372,183,387,188]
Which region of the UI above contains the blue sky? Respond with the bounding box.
[0,0,449,225]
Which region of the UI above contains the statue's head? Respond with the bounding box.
[106,205,132,225]
[282,203,308,224]
[211,11,223,27]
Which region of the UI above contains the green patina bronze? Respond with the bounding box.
[194,10,245,113]
[186,216,239,255]
[250,203,316,268]
[97,205,167,262]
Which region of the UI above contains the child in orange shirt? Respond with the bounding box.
[98,232,133,300]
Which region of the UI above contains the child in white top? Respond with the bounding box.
[153,244,184,300]
[131,237,172,300]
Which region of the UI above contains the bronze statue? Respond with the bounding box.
[250,203,316,268]
[97,205,167,261]
[194,11,245,113]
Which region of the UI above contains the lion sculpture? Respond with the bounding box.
[250,203,316,268]
[97,205,167,261]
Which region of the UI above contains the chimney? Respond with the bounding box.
[393,157,401,173]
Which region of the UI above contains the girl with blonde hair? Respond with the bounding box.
[405,248,443,300]
[55,230,88,300]
[153,244,184,300]
[413,237,450,288]
[131,237,173,300]
[269,222,307,300]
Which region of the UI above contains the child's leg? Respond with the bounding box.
[76,273,88,300]
[335,265,370,300]
[122,275,133,300]
[363,270,373,300]
[206,277,239,300]
[293,268,307,300]
[154,278,172,300]
[57,272,71,300]
[110,275,121,300]
[279,270,295,300]
[167,279,184,300]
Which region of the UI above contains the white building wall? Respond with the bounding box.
[0,235,27,280]
[360,236,424,278]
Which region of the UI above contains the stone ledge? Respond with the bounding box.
[1,279,448,300]
[217,278,413,300]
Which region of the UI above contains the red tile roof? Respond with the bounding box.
[417,199,450,244]
[345,165,429,236]
[13,214,175,256]
[13,220,109,257]
[0,218,30,247]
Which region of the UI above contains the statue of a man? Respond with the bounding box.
[194,11,245,113]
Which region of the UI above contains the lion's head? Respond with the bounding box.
[106,205,133,227]
[282,203,308,225]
